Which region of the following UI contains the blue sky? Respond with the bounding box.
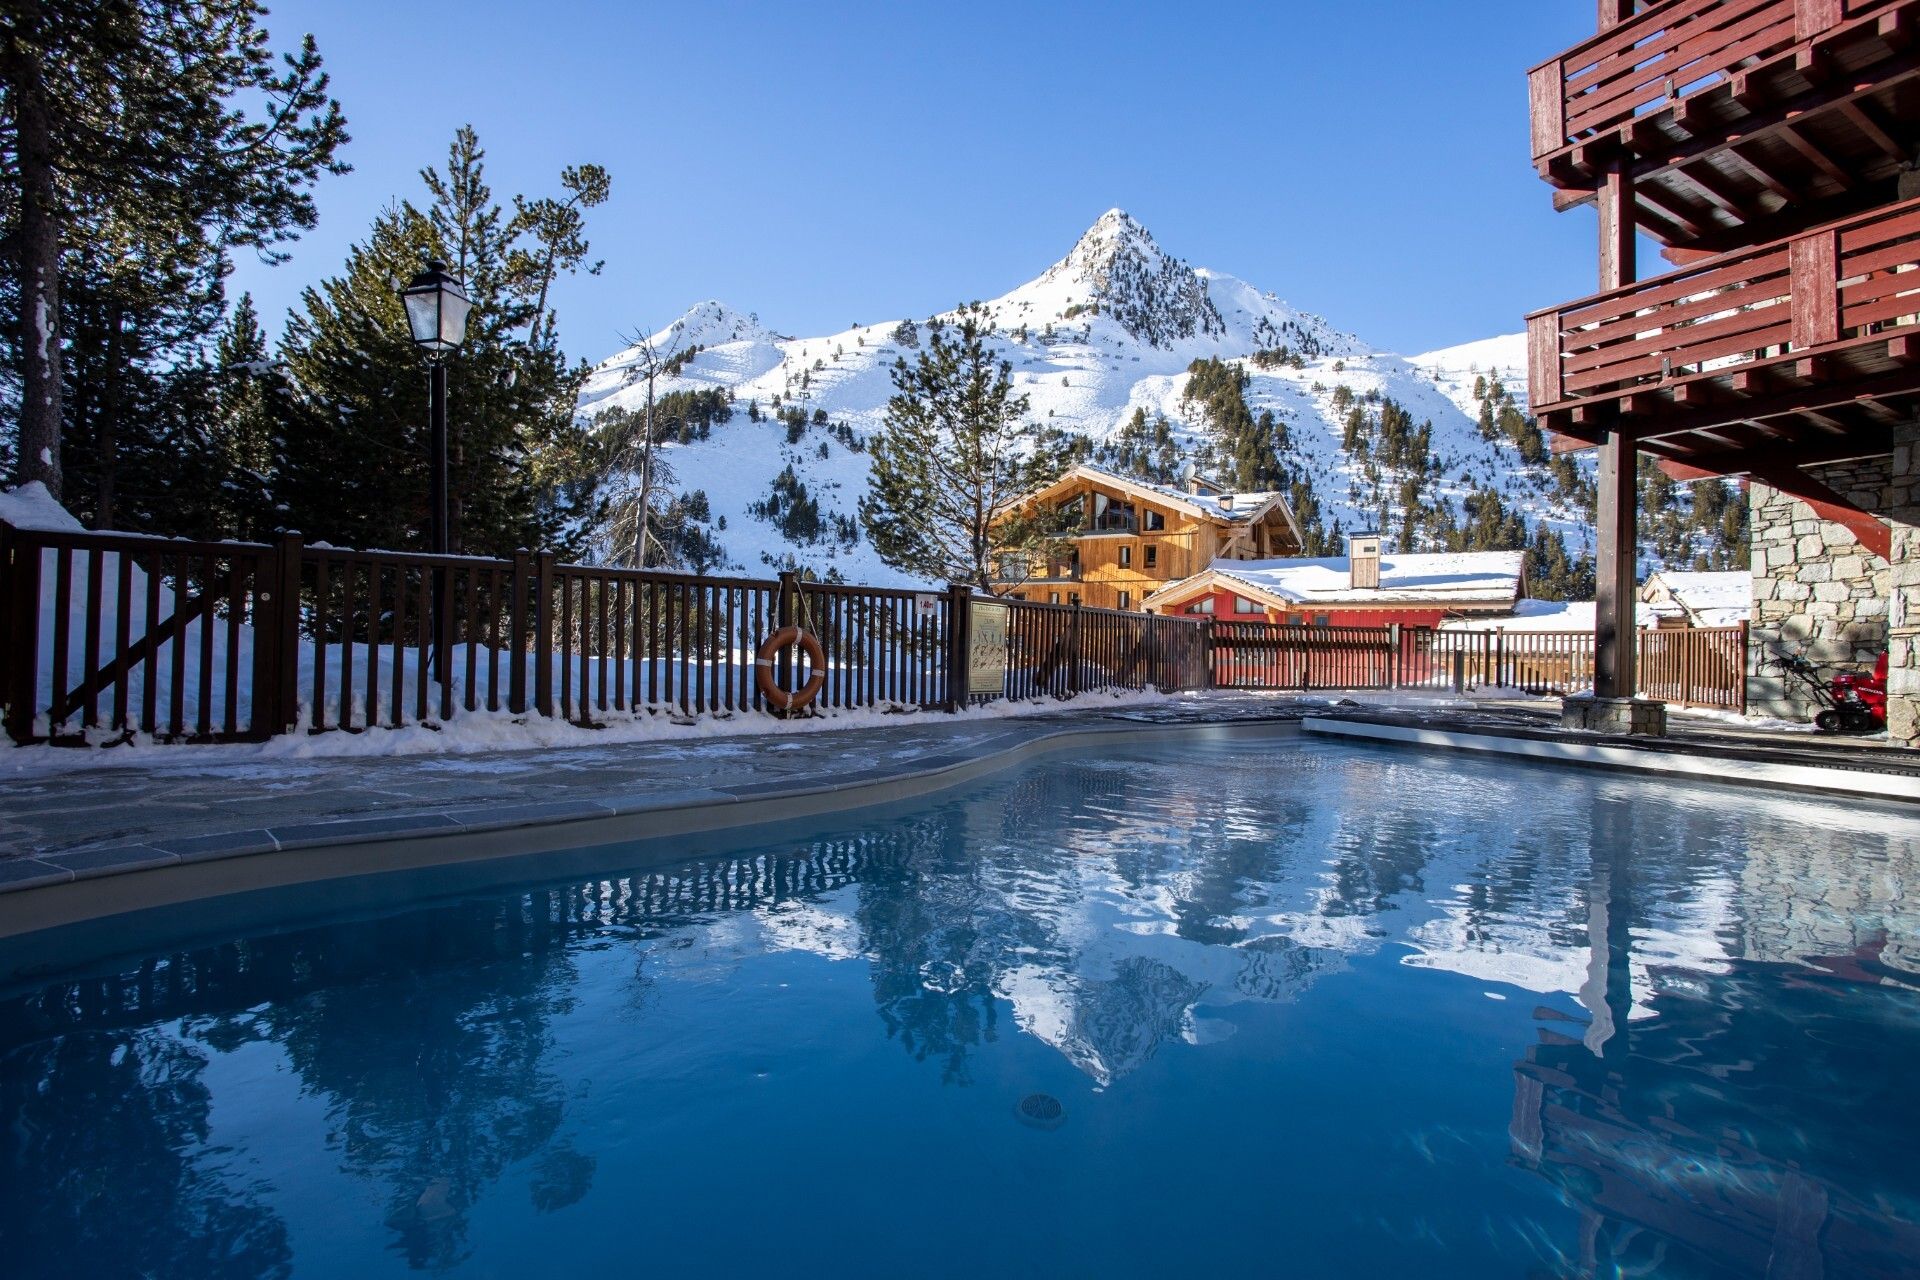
[231,1,1607,360]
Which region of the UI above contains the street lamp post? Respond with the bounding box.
[400,260,472,710]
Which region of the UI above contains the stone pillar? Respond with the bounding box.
[1888,423,1920,747]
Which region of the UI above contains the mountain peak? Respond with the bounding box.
[1040,209,1224,348]
[1064,209,1158,271]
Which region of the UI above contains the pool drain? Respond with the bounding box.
[1016,1092,1066,1130]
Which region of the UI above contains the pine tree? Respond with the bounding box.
[276,128,603,558]
[860,303,1073,589]
[2,2,347,501]
[204,295,287,540]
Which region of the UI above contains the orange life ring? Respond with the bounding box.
[755,625,827,712]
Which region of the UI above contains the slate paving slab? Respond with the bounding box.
[2,699,1300,862]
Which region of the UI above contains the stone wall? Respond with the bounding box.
[1887,426,1920,747]
[1746,458,1891,719]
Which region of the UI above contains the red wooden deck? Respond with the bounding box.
[1531,0,1919,252]
[1530,196,1920,467]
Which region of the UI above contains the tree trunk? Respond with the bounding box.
[7,23,65,499]
[96,305,126,529]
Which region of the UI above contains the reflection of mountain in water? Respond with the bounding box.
[1,743,1917,1274]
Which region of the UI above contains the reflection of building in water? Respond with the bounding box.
[1736,821,1920,980]
[1405,787,1920,1017]
[1508,811,1920,1280]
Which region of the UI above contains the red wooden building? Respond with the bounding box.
[1527,0,1920,741]
[1143,535,1526,628]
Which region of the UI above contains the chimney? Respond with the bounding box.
[1348,532,1381,591]
[1220,493,1235,512]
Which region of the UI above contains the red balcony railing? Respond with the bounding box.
[1528,196,1920,413]
[1529,0,1897,167]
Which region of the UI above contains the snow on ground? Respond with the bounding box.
[0,685,1189,779]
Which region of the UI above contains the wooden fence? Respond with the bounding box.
[1210,620,1748,711]
[0,517,1752,747]
[0,523,1212,746]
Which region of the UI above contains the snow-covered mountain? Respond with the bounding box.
[577,210,1583,584]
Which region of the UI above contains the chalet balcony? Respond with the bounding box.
[1530,196,1920,467]
[1530,0,1920,250]
[1078,513,1139,536]
[997,557,1080,584]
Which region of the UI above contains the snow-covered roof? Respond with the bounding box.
[1641,571,1750,627]
[1436,599,1658,632]
[1148,550,1524,610]
[1018,463,1294,529]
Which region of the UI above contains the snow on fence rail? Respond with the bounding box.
[0,522,1211,746]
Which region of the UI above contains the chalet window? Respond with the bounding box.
[1050,592,1061,604]
[1313,614,1330,628]
[1118,590,1132,609]
[1143,510,1165,531]
[1185,597,1215,615]
[1287,613,1305,626]
[1233,597,1261,615]
[1119,546,1133,568]
[1069,592,1081,606]
[1144,545,1158,568]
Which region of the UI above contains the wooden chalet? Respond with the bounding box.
[992,464,1302,612]
[1527,0,1920,741]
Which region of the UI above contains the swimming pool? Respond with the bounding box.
[2,736,1917,1278]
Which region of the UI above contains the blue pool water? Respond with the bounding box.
[3,737,1919,1278]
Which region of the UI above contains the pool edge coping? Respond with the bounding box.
[1302,715,1920,802]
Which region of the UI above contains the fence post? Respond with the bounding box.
[509,550,530,714]
[534,551,555,718]
[1387,623,1401,689]
[1737,621,1750,715]
[259,529,303,736]
[2,526,41,744]
[944,582,972,712]
[1453,648,1467,694]
[1067,601,1083,697]
[776,570,800,719]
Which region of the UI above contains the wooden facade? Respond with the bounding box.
[1527,0,1920,713]
[991,465,1301,611]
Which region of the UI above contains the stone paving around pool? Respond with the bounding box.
[0,693,1324,888]
[0,688,1906,895]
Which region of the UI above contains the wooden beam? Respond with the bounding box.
[1636,183,1712,240]
[1749,463,1893,560]
[1880,8,1916,51]
[1650,432,1896,478]
[1595,430,1639,699]
[1678,162,1754,219]
[1725,143,1797,202]
[1779,120,1855,190]
[1858,397,1902,423]
[1601,166,1638,289]
[1637,363,1920,444]
[1836,99,1906,160]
